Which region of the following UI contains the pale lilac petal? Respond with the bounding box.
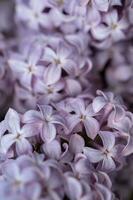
[95,184,112,200]
[86,7,101,29]
[104,10,118,25]
[62,59,76,75]
[92,96,107,112]
[122,135,133,156]
[16,138,32,154]
[91,25,110,40]
[83,147,103,163]
[43,140,61,160]
[8,59,28,73]
[0,134,16,153]
[66,177,82,200]
[0,120,7,137]
[41,123,56,142]
[84,117,99,139]
[69,134,85,154]
[21,124,38,137]
[102,157,116,171]
[30,0,44,12]
[23,110,41,123]
[94,0,109,12]
[25,183,41,200]
[43,65,61,85]
[57,42,71,59]
[67,115,80,132]
[118,18,129,29]
[108,111,131,132]
[51,114,65,126]
[5,109,21,134]
[65,79,82,96]
[20,72,32,88]
[100,131,115,151]
[43,47,57,63]
[21,168,38,183]
[16,4,34,22]
[2,161,20,181]
[28,46,42,66]
[113,106,125,121]
[39,105,53,119]
[70,98,86,115]
[111,29,125,41]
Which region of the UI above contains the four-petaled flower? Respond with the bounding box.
[0,109,37,155]
[23,105,65,142]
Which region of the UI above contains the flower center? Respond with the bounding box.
[111,23,118,30]
[28,65,34,73]
[57,0,64,5]
[54,58,61,65]
[80,114,86,121]
[47,87,53,94]
[16,133,21,140]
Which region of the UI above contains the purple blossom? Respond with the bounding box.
[0,0,132,199]
[92,10,128,42]
[0,109,37,155]
[66,98,99,139]
[84,131,124,172]
[23,105,65,142]
[8,47,44,89]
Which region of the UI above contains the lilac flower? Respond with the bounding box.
[108,111,133,156]
[23,105,65,142]
[8,47,44,89]
[13,84,37,113]
[83,131,123,171]
[16,0,46,30]
[34,69,65,104]
[0,0,132,199]
[92,90,125,121]
[2,160,38,188]
[67,98,99,139]
[92,10,128,42]
[0,109,37,155]
[42,42,77,83]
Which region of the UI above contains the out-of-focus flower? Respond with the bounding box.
[16,0,47,30]
[92,10,128,42]
[8,46,44,90]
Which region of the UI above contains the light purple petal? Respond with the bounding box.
[43,140,61,160]
[41,123,56,142]
[21,124,38,137]
[84,117,99,139]
[0,134,16,153]
[43,65,61,85]
[16,138,32,155]
[92,96,107,113]
[8,59,28,73]
[102,156,116,171]
[23,110,41,123]
[91,25,110,40]
[5,108,21,134]
[83,147,103,163]
[100,131,115,151]
[94,0,109,12]
[66,177,82,200]
[69,134,85,154]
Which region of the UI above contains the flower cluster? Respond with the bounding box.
[0,0,132,200]
[0,91,133,199]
